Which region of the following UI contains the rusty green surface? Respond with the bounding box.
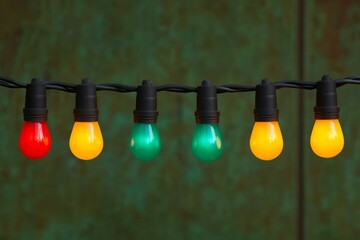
[1,0,358,239]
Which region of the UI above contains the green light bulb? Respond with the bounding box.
[192,124,223,162]
[129,123,161,161]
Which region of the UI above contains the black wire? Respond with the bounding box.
[217,85,256,93]
[344,76,360,80]
[0,76,26,88]
[0,75,359,93]
[336,79,360,87]
[157,84,196,92]
[97,84,137,92]
[45,81,77,92]
[274,80,317,90]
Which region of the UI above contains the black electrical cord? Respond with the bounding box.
[157,84,196,92]
[0,76,27,88]
[0,75,359,93]
[45,81,77,92]
[96,83,137,92]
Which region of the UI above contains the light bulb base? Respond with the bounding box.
[73,78,99,122]
[23,78,48,122]
[314,75,339,120]
[195,80,219,124]
[253,79,279,122]
[133,80,158,124]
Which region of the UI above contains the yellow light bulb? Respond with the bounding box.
[250,121,283,161]
[69,122,103,160]
[310,119,344,158]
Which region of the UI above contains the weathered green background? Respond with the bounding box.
[0,1,358,239]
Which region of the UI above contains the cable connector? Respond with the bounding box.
[253,79,279,122]
[133,80,158,123]
[314,75,339,119]
[23,78,48,122]
[74,79,98,122]
[195,80,219,124]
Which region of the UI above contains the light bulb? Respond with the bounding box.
[19,121,51,160]
[250,121,283,161]
[251,79,282,161]
[311,75,344,158]
[70,78,103,160]
[192,123,223,162]
[129,123,161,161]
[20,78,50,160]
[131,80,161,161]
[310,119,344,158]
[192,80,222,162]
[69,121,103,160]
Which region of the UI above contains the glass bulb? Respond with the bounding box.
[19,121,52,160]
[192,124,223,162]
[69,121,103,160]
[129,123,161,161]
[250,121,283,161]
[310,119,344,158]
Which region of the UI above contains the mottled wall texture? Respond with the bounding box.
[0,1,359,239]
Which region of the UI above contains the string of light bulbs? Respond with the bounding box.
[1,74,359,162]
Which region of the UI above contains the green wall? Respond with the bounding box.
[0,1,359,239]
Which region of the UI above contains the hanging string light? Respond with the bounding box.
[192,80,223,162]
[310,75,344,158]
[19,78,51,160]
[0,74,359,162]
[250,79,283,161]
[69,79,103,160]
[129,80,161,161]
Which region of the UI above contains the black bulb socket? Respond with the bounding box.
[195,80,219,124]
[314,75,339,119]
[133,80,158,123]
[74,78,98,122]
[23,78,48,122]
[254,79,279,122]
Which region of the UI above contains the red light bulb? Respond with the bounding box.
[19,121,51,160]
